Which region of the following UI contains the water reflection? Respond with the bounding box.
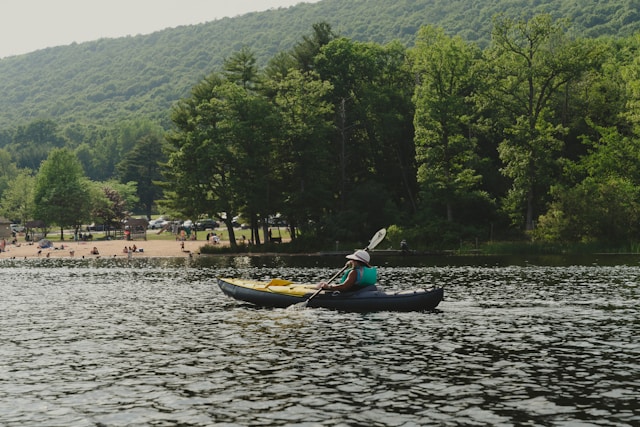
[0,257,638,426]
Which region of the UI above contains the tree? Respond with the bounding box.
[480,14,591,230]
[223,46,259,89]
[0,148,20,198]
[33,148,91,239]
[217,81,278,245]
[117,134,165,218]
[411,26,483,223]
[89,180,138,236]
[0,169,35,225]
[619,33,640,133]
[314,38,417,239]
[537,176,640,244]
[529,34,640,245]
[86,120,164,182]
[267,69,334,238]
[291,22,337,73]
[222,48,283,243]
[9,119,66,170]
[536,123,640,243]
[164,48,286,247]
[163,74,243,248]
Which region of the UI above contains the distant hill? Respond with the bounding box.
[1,0,639,129]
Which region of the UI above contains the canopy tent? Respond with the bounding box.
[38,239,53,248]
[125,218,148,240]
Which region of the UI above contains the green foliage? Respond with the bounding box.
[386,219,487,251]
[411,26,482,222]
[89,180,139,230]
[535,123,640,244]
[33,148,91,237]
[0,169,35,224]
[479,14,592,230]
[535,177,640,244]
[315,37,418,230]
[267,69,335,236]
[0,149,20,197]
[4,120,66,170]
[161,73,257,248]
[3,3,640,250]
[116,132,165,217]
[290,22,337,72]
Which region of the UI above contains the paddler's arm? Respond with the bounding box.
[318,268,356,292]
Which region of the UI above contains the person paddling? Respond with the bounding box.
[316,249,377,292]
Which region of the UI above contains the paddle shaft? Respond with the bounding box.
[304,264,350,302]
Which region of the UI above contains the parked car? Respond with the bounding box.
[147,218,167,230]
[10,224,25,233]
[195,219,219,230]
[87,223,106,231]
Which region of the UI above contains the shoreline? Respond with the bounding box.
[0,237,208,259]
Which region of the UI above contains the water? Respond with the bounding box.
[1,256,638,426]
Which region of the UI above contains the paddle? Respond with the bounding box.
[289,228,387,310]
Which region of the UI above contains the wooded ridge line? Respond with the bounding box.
[0,0,638,129]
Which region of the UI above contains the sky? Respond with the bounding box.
[0,0,322,59]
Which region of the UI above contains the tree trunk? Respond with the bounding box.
[526,189,535,231]
[225,220,237,249]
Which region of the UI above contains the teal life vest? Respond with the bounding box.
[341,266,377,287]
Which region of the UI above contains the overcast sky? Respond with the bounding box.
[0,0,322,59]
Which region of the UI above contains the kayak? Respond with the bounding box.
[217,278,443,312]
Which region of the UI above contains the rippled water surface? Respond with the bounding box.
[1,256,639,426]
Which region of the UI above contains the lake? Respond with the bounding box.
[0,255,638,426]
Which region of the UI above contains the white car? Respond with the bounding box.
[10,224,25,233]
[147,218,167,230]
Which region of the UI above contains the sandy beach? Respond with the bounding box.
[0,237,211,259]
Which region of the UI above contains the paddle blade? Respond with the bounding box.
[287,287,323,310]
[287,301,308,311]
[367,228,387,251]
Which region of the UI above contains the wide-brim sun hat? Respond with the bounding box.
[346,249,370,266]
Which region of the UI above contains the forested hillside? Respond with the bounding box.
[0,0,639,129]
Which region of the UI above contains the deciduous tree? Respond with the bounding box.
[117,134,165,218]
[411,26,483,223]
[315,38,416,239]
[0,169,35,225]
[267,69,334,238]
[480,14,590,230]
[33,148,91,239]
[163,75,242,248]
